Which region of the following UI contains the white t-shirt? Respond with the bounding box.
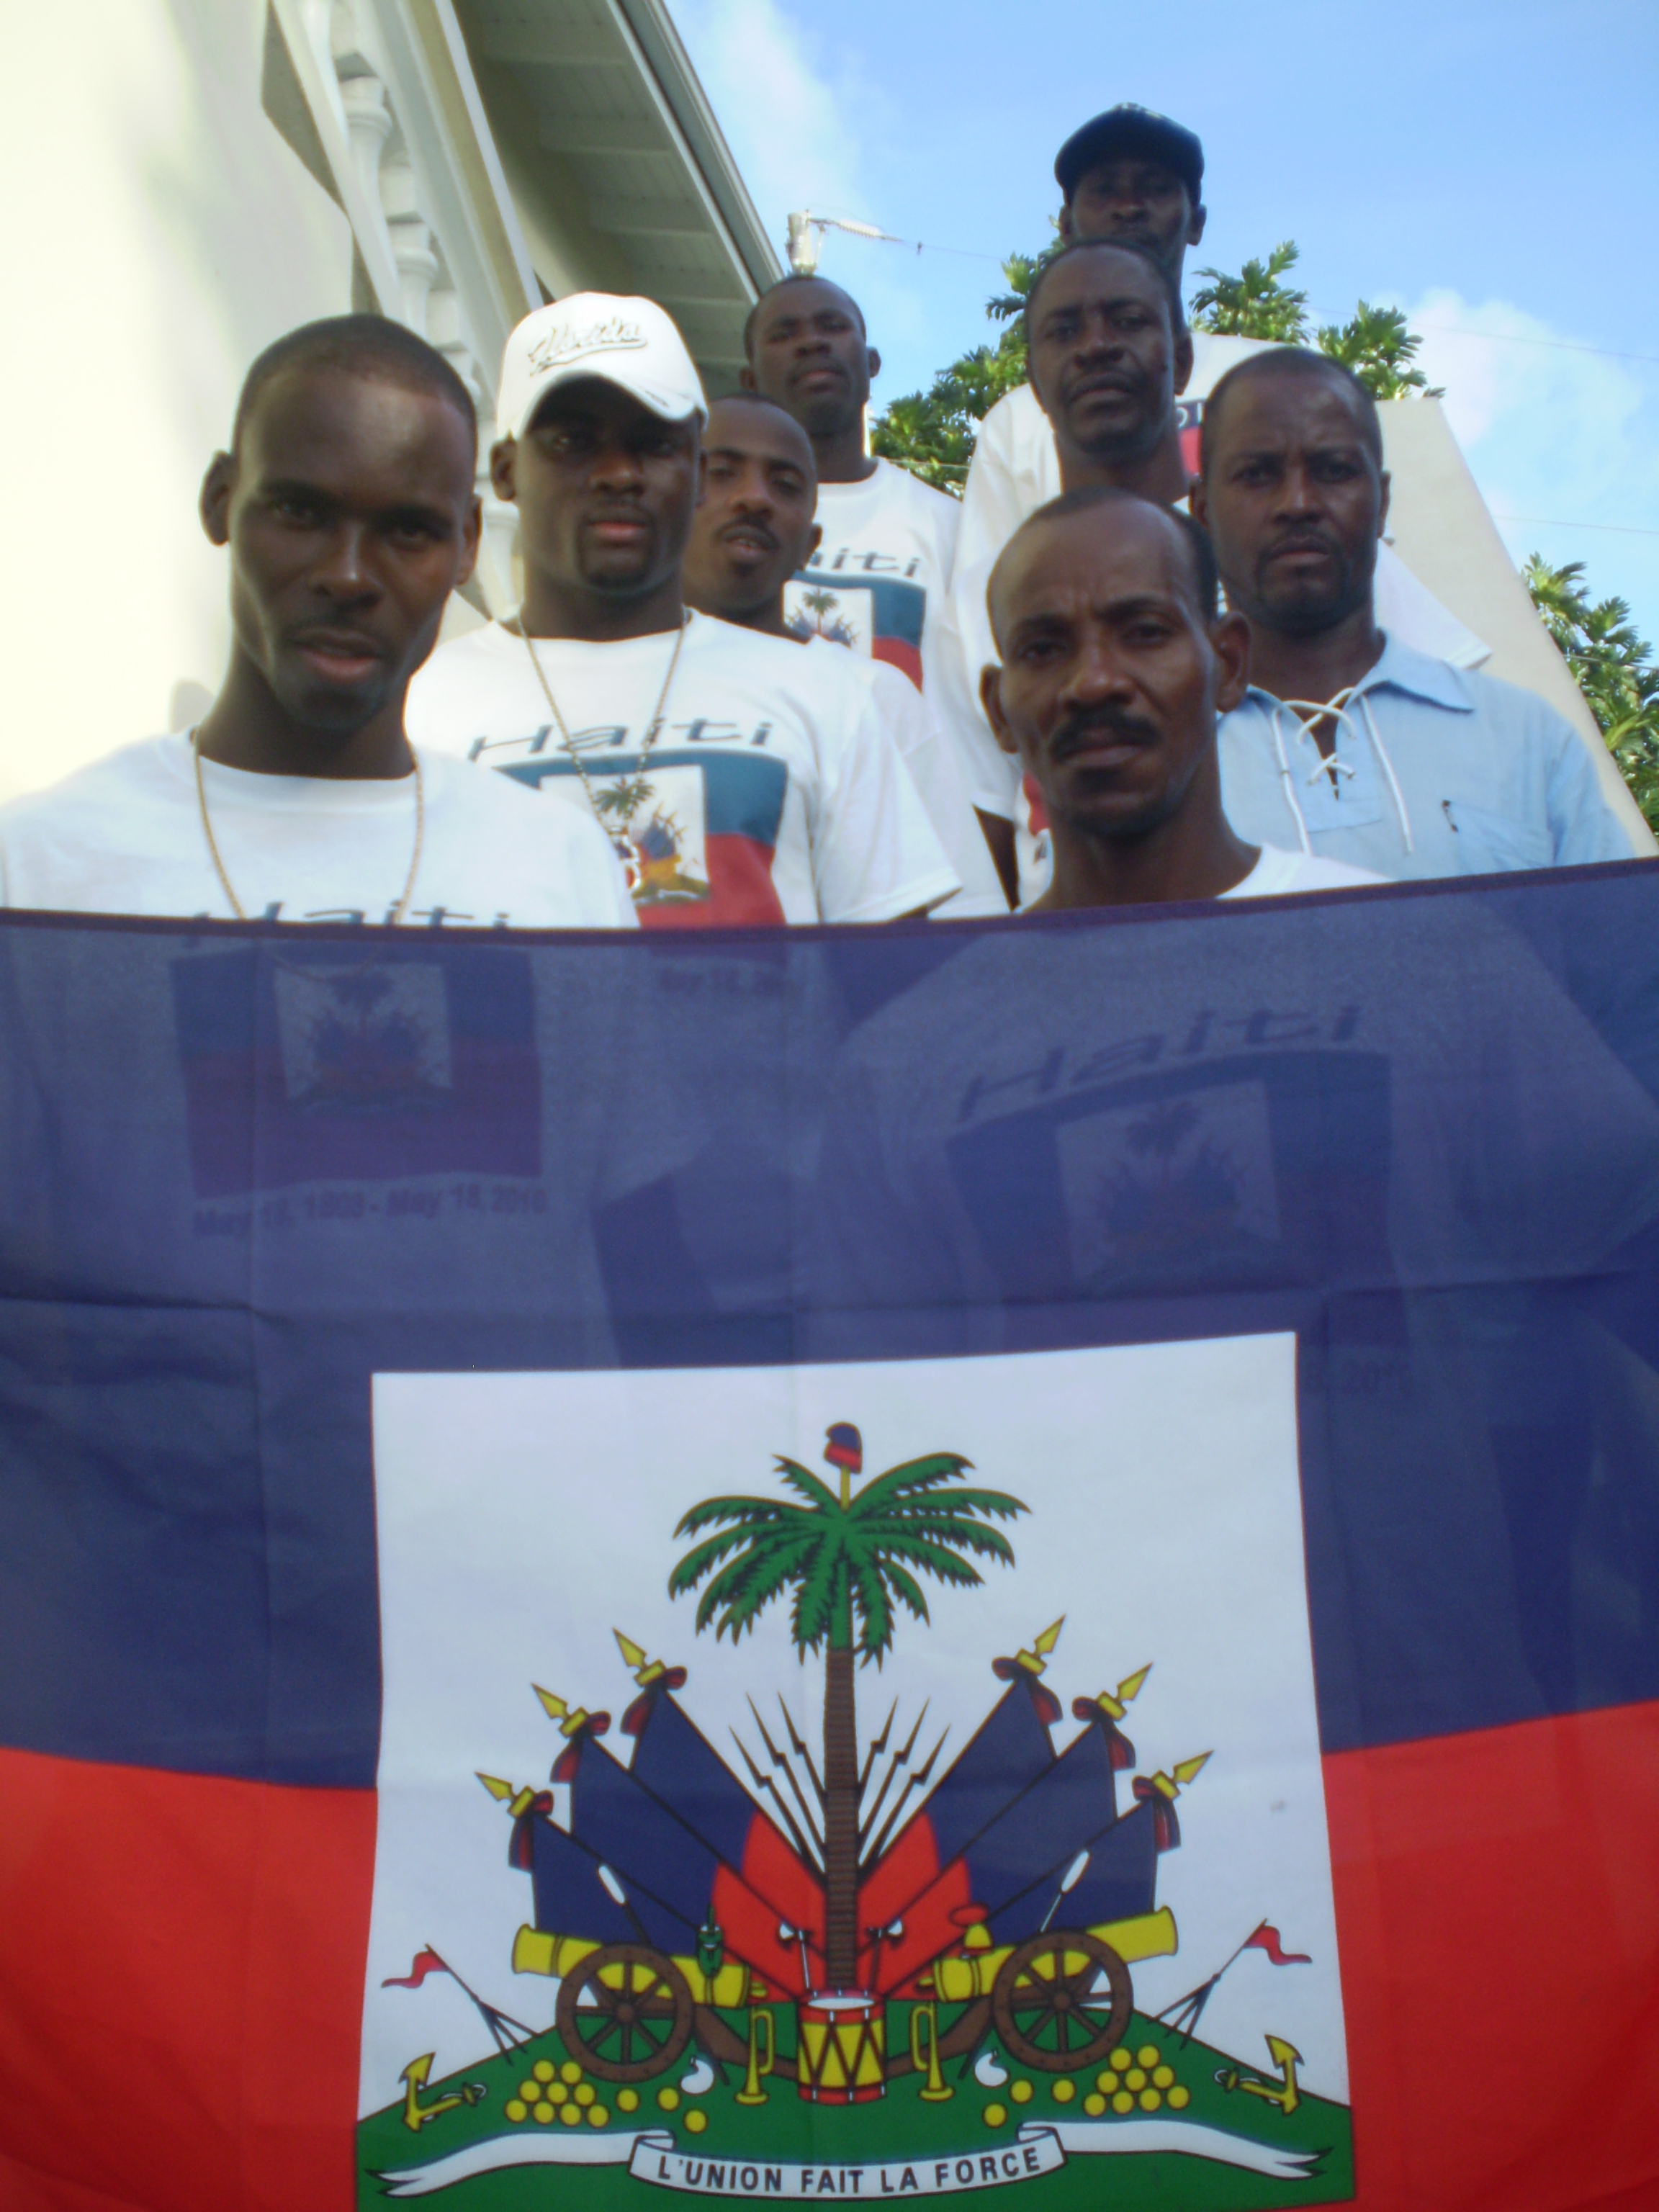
[1018,842,1378,910]
[406,611,959,927]
[783,457,961,696]
[1221,845,1380,896]
[806,637,1006,917]
[0,734,637,928]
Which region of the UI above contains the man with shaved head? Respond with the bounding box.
[743,274,961,701]
[0,314,633,927]
[1195,349,1640,877]
[682,393,1003,914]
[981,487,1375,907]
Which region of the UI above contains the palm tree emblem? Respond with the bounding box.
[667,1426,1025,1992]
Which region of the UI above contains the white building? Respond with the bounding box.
[0,0,777,801]
[1,1,1645,848]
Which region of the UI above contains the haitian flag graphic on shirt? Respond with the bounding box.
[502,750,791,928]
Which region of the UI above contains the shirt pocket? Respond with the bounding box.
[1442,801,1554,875]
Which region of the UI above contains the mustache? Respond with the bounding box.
[1263,528,1344,560]
[718,518,780,553]
[1048,706,1160,760]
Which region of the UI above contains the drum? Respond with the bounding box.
[796,1993,886,2104]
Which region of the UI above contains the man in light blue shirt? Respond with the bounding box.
[1191,347,1637,878]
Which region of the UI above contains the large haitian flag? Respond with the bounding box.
[1,864,1658,2212]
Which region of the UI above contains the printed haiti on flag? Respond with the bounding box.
[1,864,1658,2212]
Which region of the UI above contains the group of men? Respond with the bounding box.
[0,103,1640,930]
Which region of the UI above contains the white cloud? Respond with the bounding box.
[674,0,870,233]
[1401,288,1659,637]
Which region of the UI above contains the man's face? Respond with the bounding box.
[1028,248,1190,467]
[743,280,879,441]
[201,367,479,737]
[982,503,1248,842]
[492,379,701,599]
[1061,157,1205,276]
[682,399,819,624]
[1192,370,1390,636]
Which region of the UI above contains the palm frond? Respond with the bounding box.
[673,1493,804,1538]
[791,1542,845,1651]
[691,1530,819,1637]
[868,1532,994,1587]
[771,1457,842,1511]
[850,1453,974,1514]
[864,1516,1019,1567]
[877,1486,1028,1524]
[850,1557,895,1656]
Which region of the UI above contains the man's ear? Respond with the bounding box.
[489,436,518,503]
[693,444,709,509]
[1058,200,1076,243]
[1211,609,1251,716]
[199,452,234,548]
[1173,325,1195,397]
[1187,199,1207,248]
[739,363,757,392]
[806,521,823,562]
[456,494,482,590]
[1377,469,1392,538]
[1188,475,1209,529]
[866,346,881,383]
[979,661,1020,758]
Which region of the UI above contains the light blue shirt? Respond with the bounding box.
[1219,633,1635,879]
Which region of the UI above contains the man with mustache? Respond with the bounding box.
[408,295,957,927]
[940,104,1488,899]
[742,275,960,700]
[680,392,1003,912]
[0,316,633,927]
[1195,349,1637,876]
[943,238,1197,900]
[982,485,1375,907]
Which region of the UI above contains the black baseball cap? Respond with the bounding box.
[1054,105,1205,202]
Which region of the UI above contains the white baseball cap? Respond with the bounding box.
[495,293,707,442]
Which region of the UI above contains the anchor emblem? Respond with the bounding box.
[399,2052,487,2132]
[1216,2034,1303,2116]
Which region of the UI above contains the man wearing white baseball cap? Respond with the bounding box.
[408,294,958,927]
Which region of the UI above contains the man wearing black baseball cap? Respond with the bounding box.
[937,102,1487,902]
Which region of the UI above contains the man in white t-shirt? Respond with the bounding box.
[981,487,1375,909]
[408,295,957,928]
[680,392,1003,915]
[940,104,1489,893]
[741,275,960,698]
[0,316,633,931]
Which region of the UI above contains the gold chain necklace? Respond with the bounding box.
[191,728,426,925]
[517,613,688,899]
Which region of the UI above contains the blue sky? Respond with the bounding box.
[675,0,1659,645]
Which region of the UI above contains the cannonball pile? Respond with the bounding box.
[503,2056,611,2128]
[1081,2043,1190,2117]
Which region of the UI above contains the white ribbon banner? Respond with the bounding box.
[377,2117,1326,2198]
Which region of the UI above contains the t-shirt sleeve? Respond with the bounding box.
[807,678,961,922]
[868,670,1007,916]
[933,555,1022,819]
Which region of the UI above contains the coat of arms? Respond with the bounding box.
[359,1347,1352,2206]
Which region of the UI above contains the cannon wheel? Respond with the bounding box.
[556,1944,695,2082]
[992,1931,1132,2074]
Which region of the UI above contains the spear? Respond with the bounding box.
[731,1727,823,1871]
[863,1723,949,1870]
[858,1703,930,1851]
[858,1701,899,1797]
[776,1697,827,1808]
[747,1698,825,1853]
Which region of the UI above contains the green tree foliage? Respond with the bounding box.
[871,250,1048,490]
[1316,301,1444,400]
[669,1447,1024,1987]
[1526,555,1659,830]
[1189,240,1309,341]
